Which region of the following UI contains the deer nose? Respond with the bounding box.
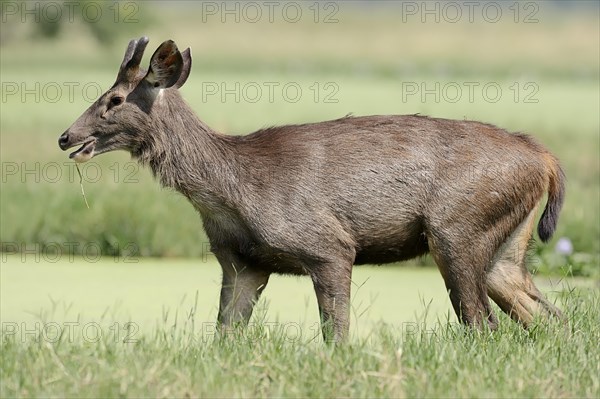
[58,131,70,150]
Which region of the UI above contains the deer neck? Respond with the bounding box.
[136,98,242,214]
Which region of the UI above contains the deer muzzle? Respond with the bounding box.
[58,131,97,163]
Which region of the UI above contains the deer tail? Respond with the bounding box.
[537,153,566,243]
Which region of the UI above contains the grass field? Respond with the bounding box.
[1,256,599,398]
[1,2,599,398]
[0,256,451,334]
[1,257,589,334]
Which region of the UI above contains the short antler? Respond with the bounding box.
[116,36,149,84]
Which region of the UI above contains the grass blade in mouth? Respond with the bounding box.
[75,163,90,209]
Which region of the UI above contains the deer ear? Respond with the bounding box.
[144,40,184,89]
[174,48,192,89]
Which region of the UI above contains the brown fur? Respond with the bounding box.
[58,38,566,342]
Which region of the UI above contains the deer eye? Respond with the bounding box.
[110,96,124,107]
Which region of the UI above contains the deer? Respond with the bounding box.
[58,37,565,343]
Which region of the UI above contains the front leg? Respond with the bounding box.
[311,260,353,344]
[215,252,270,328]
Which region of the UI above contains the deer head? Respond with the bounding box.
[58,37,192,162]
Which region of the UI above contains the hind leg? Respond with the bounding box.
[486,206,563,326]
[428,233,498,329]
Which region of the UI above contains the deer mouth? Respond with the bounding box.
[69,138,97,163]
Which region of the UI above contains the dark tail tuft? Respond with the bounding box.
[537,154,566,242]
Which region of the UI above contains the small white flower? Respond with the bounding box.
[555,237,573,256]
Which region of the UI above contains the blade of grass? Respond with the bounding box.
[75,163,90,209]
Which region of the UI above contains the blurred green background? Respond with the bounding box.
[1,0,598,275]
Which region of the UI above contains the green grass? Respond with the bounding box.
[1,257,598,398]
[0,256,453,333]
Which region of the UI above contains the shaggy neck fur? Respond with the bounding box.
[135,91,241,214]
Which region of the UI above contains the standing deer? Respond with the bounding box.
[58,37,564,342]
